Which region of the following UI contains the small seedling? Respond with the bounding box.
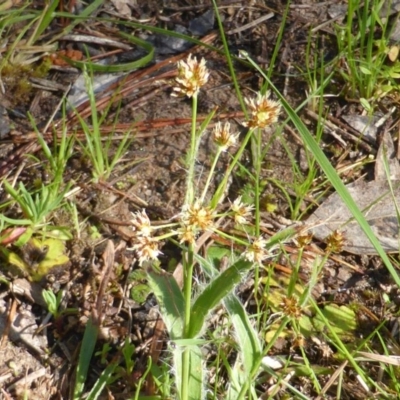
[42,288,64,319]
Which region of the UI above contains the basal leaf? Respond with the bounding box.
[147,267,185,340]
[188,259,253,338]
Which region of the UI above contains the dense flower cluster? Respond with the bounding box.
[244,236,269,264]
[212,122,238,152]
[230,196,254,225]
[131,236,162,266]
[243,92,281,129]
[180,200,215,232]
[130,209,152,237]
[172,54,209,98]
[130,210,161,265]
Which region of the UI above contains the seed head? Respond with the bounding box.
[212,122,239,152]
[172,54,209,98]
[281,296,302,319]
[244,236,269,264]
[243,92,281,129]
[132,236,162,265]
[131,209,152,237]
[326,230,345,253]
[230,196,254,224]
[296,232,313,248]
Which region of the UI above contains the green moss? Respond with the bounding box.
[33,57,51,78]
[0,58,51,106]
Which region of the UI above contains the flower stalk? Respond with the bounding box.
[171,55,211,399]
[200,122,238,203]
[128,54,282,400]
[186,94,198,205]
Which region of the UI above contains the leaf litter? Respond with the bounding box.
[1,0,400,399]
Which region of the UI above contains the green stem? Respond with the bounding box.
[181,245,195,400]
[181,348,190,400]
[181,92,198,400]
[210,128,255,208]
[181,86,199,400]
[185,95,198,205]
[212,0,247,116]
[183,246,194,333]
[200,148,222,203]
[253,127,261,237]
[253,127,262,319]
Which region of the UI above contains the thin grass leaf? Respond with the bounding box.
[55,0,104,37]
[2,15,36,61]
[63,33,154,73]
[196,107,217,138]
[86,361,118,400]
[121,19,219,53]
[3,181,32,220]
[84,65,104,178]
[132,357,154,399]
[73,317,99,399]
[30,0,59,44]
[211,0,247,114]
[26,111,73,180]
[0,11,35,29]
[309,297,388,397]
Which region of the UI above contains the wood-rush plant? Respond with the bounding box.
[128,54,285,399]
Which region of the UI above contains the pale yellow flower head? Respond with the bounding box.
[172,54,210,98]
[243,92,281,129]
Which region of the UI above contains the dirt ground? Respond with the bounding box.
[0,0,398,399]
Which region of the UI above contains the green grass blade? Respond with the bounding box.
[0,215,32,225]
[86,361,118,400]
[211,0,247,114]
[73,317,99,399]
[121,19,219,53]
[63,33,154,72]
[0,12,35,28]
[2,181,33,220]
[60,0,104,36]
[31,0,59,44]
[310,297,387,395]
